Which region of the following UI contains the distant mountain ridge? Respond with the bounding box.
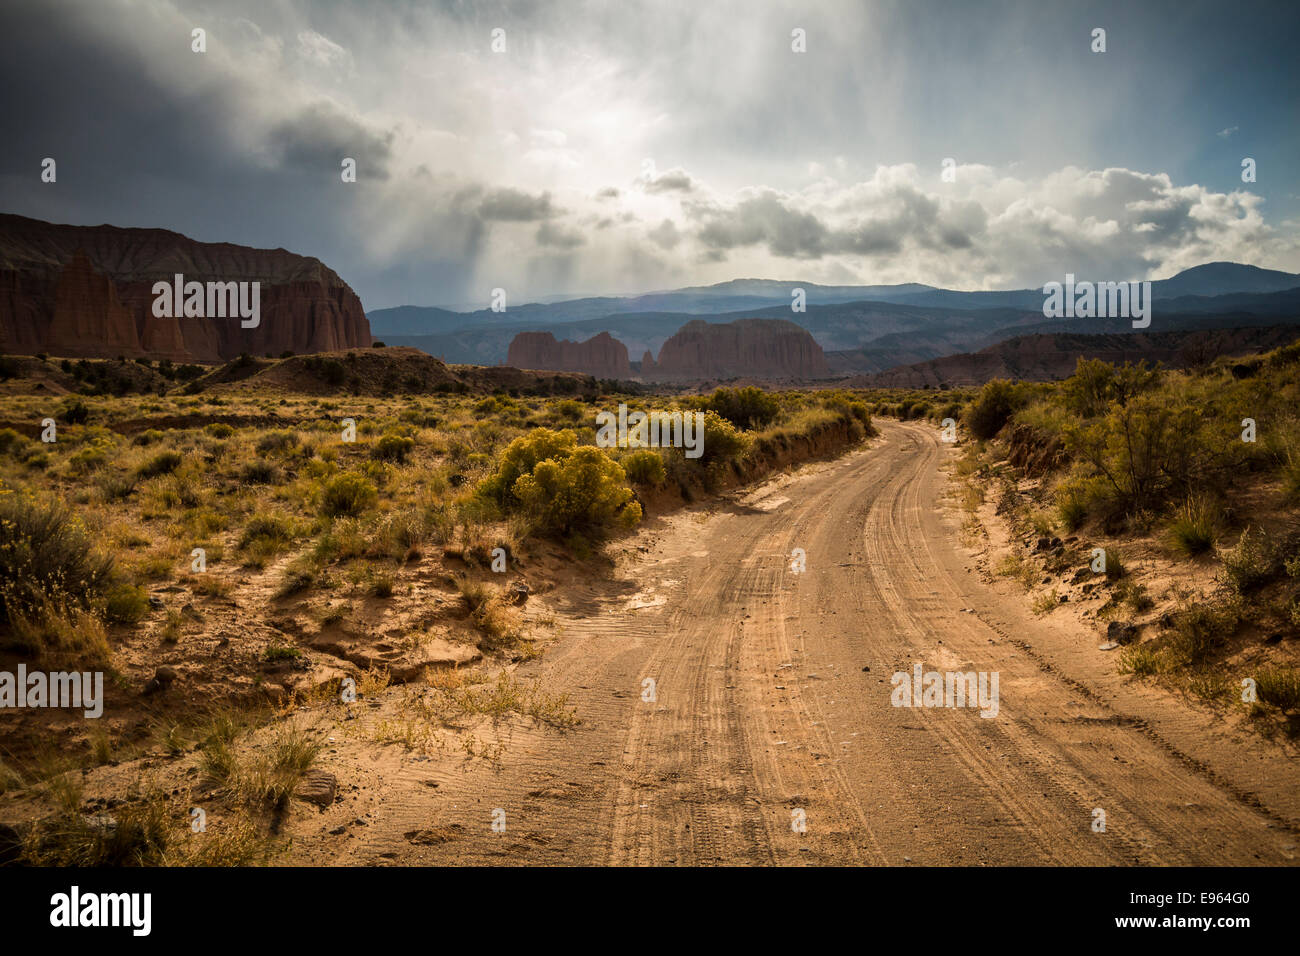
[369,261,1300,338]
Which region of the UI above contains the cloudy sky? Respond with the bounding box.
[2,0,1298,310]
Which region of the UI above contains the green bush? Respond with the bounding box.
[135,451,183,479]
[372,432,414,463]
[204,422,235,438]
[1167,495,1220,556]
[705,386,780,430]
[67,445,108,476]
[0,496,114,624]
[621,449,666,486]
[478,428,578,506]
[1165,599,1240,666]
[240,461,278,485]
[238,515,295,550]
[320,473,377,518]
[1256,667,1300,712]
[57,399,90,425]
[697,411,751,464]
[1057,483,1090,531]
[132,429,165,447]
[256,431,300,455]
[966,380,1026,439]
[103,583,149,624]
[0,428,29,456]
[1220,526,1276,592]
[513,446,642,535]
[554,399,584,421]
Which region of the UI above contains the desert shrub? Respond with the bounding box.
[256,431,300,455]
[513,447,641,535]
[103,583,149,624]
[204,422,235,438]
[1057,483,1089,531]
[239,461,278,485]
[135,451,183,479]
[67,444,108,476]
[1167,495,1221,556]
[705,386,780,430]
[0,428,28,456]
[320,473,377,518]
[23,793,173,866]
[1059,358,1119,418]
[621,449,666,486]
[0,495,114,625]
[478,428,579,506]
[966,380,1028,439]
[1256,667,1300,712]
[131,429,165,447]
[554,399,584,421]
[57,399,90,425]
[1063,393,1237,516]
[1219,526,1276,592]
[1165,599,1240,666]
[239,514,295,548]
[697,410,751,464]
[372,432,414,463]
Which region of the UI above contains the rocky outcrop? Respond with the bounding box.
[506,330,630,378]
[0,213,371,361]
[639,350,656,374]
[650,318,829,381]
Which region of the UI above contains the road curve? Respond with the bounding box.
[336,420,1298,866]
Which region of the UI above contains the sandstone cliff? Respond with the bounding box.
[650,318,829,381]
[506,330,630,378]
[0,213,371,361]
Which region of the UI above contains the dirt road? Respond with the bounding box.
[314,421,1300,865]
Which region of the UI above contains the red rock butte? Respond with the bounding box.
[0,213,371,361]
[506,330,630,378]
[651,318,829,381]
[507,318,828,381]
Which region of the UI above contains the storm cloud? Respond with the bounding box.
[0,0,1296,307]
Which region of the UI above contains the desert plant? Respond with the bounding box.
[512,446,642,536]
[1168,495,1221,556]
[705,386,780,430]
[372,432,414,463]
[0,495,114,625]
[320,473,377,518]
[1220,526,1276,593]
[621,449,666,486]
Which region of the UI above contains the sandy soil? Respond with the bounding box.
[285,420,1300,865]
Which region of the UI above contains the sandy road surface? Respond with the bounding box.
[318,421,1299,865]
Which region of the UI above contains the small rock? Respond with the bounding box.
[1106,620,1138,645]
[296,770,338,808]
[143,665,178,694]
[148,596,165,610]
[508,582,531,606]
